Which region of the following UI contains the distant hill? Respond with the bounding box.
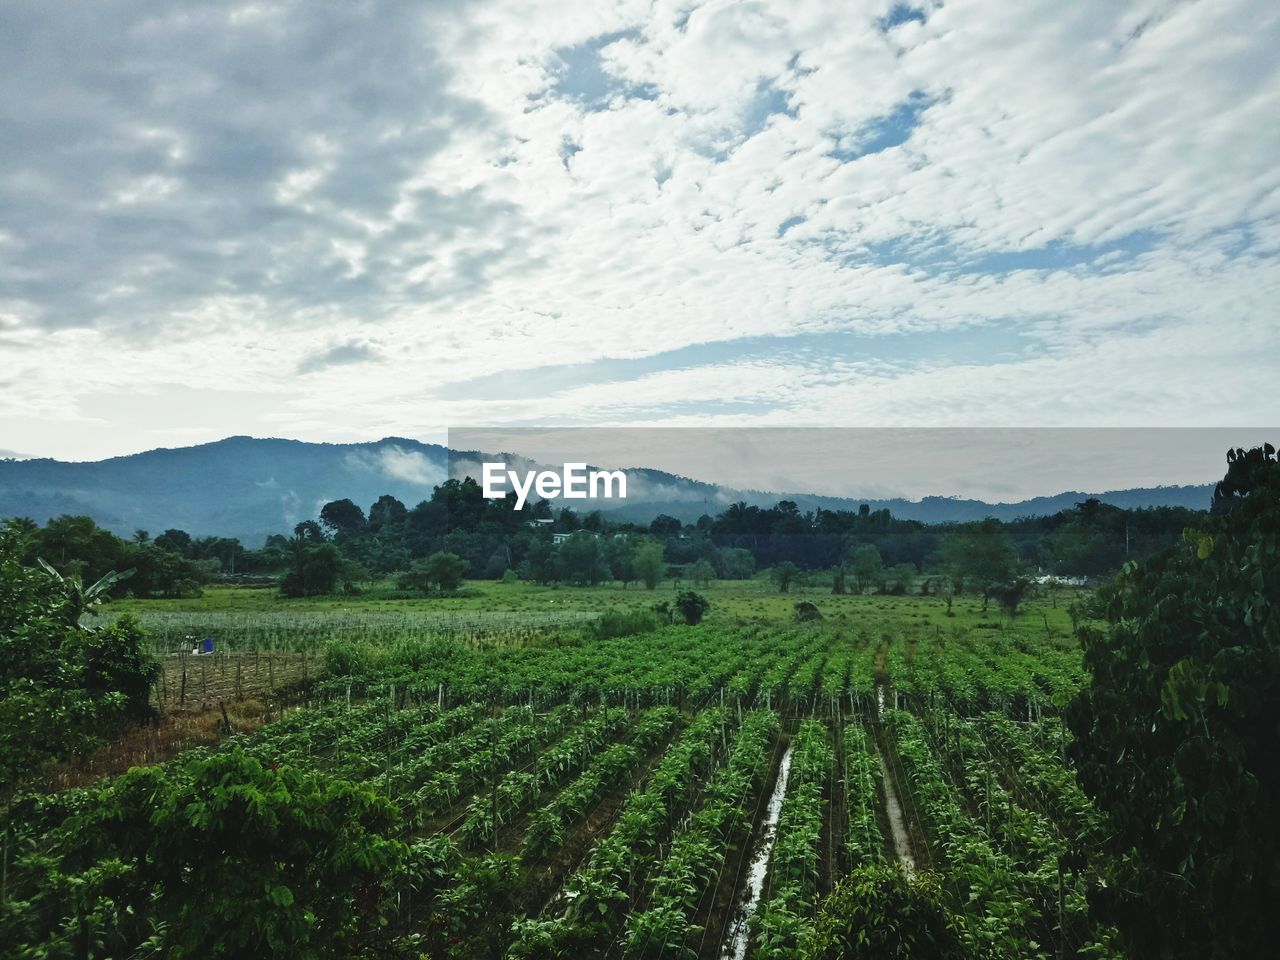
[0,436,1214,545]
[0,437,449,546]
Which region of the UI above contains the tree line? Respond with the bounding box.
[1,478,1203,600]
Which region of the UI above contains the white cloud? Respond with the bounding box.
[0,0,1277,460]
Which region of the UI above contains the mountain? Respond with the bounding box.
[0,436,1214,545]
[0,437,448,545]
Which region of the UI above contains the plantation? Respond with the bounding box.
[3,445,1276,960]
[3,600,1126,959]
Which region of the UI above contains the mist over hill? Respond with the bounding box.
[0,436,1214,546]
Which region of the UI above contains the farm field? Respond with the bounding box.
[3,587,1122,959]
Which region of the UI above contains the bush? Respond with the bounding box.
[674,590,709,625]
[802,865,964,960]
[595,607,661,640]
[793,600,823,622]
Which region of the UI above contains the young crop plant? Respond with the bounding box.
[624,709,780,959]
[843,724,885,867]
[750,719,833,960]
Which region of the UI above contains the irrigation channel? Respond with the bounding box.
[719,743,795,960]
[875,680,917,876]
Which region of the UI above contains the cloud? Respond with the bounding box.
[297,340,381,375]
[347,444,443,487]
[1,0,1278,460]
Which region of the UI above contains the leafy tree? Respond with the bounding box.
[0,537,158,788]
[716,546,755,580]
[831,565,847,595]
[632,540,665,590]
[153,527,193,557]
[36,559,134,624]
[293,519,327,543]
[1048,520,1120,577]
[399,551,469,594]
[521,539,560,585]
[279,541,343,597]
[1066,445,1280,960]
[648,514,682,538]
[988,577,1030,618]
[319,498,367,538]
[606,536,636,587]
[941,518,1018,607]
[848,543,883,593]
[687,558,715,586]
[881,561,918,596]
[771,560,800,593]
[673,590,710,625]
[559,533,610,585]
[29,514,125,582]
[367,493,408,531]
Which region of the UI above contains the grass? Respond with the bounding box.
[103,577,1085,653]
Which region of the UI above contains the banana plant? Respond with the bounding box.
[37,557,134,624]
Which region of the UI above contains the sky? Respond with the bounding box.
[1,0,1278,465]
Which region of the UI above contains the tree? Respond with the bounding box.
[673,590,710,625]
[1,537,158,787]
[716,546,755,580]
[632,540,665,590]
[292,520,326,543]
[687,558,715,586]
[153,527,193,557]
[559,533,610,585]
[648,514,682,538]
[521,539,559,585]
[988,577,1030,618]
[940,519,1017,608]
[279,541,343,597]
[1065,445,1280,960]
[771,560,800,593]
[831,565,847,595]
[367,493,408,531]
[319,498,367,538]
[848,543,883,593]
[882,562,917,596]
[1048,520,1119,577]
[606,536,636,587]
[400,551,469,594]
[36,559,134,624]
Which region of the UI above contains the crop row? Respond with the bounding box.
[750,720,833,960]
[521,706,681,860]
[460,706,635,848]
[507,707,733,958]
[624,709,780,959]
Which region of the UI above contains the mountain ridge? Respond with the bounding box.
[0,436,1215,545]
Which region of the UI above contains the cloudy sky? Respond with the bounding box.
[2,0,1278,463]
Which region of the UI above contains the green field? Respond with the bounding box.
[4,581,1117,959]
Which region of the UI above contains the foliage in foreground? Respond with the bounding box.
[801,865,966,960]
[0,535,158,790]
[1,751,407,960]
[1067,444,1280,960]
